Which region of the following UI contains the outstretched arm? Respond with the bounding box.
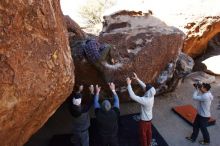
[94,85,101,109]
[137,78,146,90]
[109,82,119,109]
[133,72,146,91]
[127,77,146,105]
[76,85,83,95]
[113,91,119,109]
[83,85,95,112]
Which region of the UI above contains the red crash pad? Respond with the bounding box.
[172,105,216,126]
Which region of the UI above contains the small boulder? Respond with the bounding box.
[186,71,216,84]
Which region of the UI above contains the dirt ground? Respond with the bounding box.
[152,76,220,146]
[25,75,220,146]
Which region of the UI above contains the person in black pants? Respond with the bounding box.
[186,83,214,145]
[93,83,120,146]
[69,85,94,146]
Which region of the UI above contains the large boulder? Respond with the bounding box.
[192,33,220,75]
[116,0,220,58]
[182,16,220,57]
[99,10,184,87]
[0,1,74,146]
[156,52,194,95]
[151,0,220,58]
[71,10,185,100]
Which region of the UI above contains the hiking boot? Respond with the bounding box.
[199,140,210,145]
[185,136,195,142]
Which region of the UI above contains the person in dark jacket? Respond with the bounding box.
[70,85,94,146]
[94,83,120,146]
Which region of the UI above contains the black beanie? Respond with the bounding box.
[74,93,81,99]
[202,83,211,91]
[145,83,152,91]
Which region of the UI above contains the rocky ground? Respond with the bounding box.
[25,74,220,146]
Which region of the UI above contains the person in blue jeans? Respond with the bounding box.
[94,83,120,146]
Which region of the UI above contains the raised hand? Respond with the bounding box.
[108,82,115,91]
[132,72,138,80]
[95,84,101,94]
[126,77,132,85]
[78,85,84,93]
[89,85,94,94]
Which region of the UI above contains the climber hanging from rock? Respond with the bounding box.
[72,38,118,70]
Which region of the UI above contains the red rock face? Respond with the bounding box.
[71,10,185,101]
[0,1,74,146]
[183,16,220,58]
[193,33,220,75]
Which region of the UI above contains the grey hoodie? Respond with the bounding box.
[193,90,214,117]
[127,79,156,121]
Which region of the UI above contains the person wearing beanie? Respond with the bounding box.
[94,83,120,146]
[186,83,213,145]
[70,85,94,146]
[126,73,156,146]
